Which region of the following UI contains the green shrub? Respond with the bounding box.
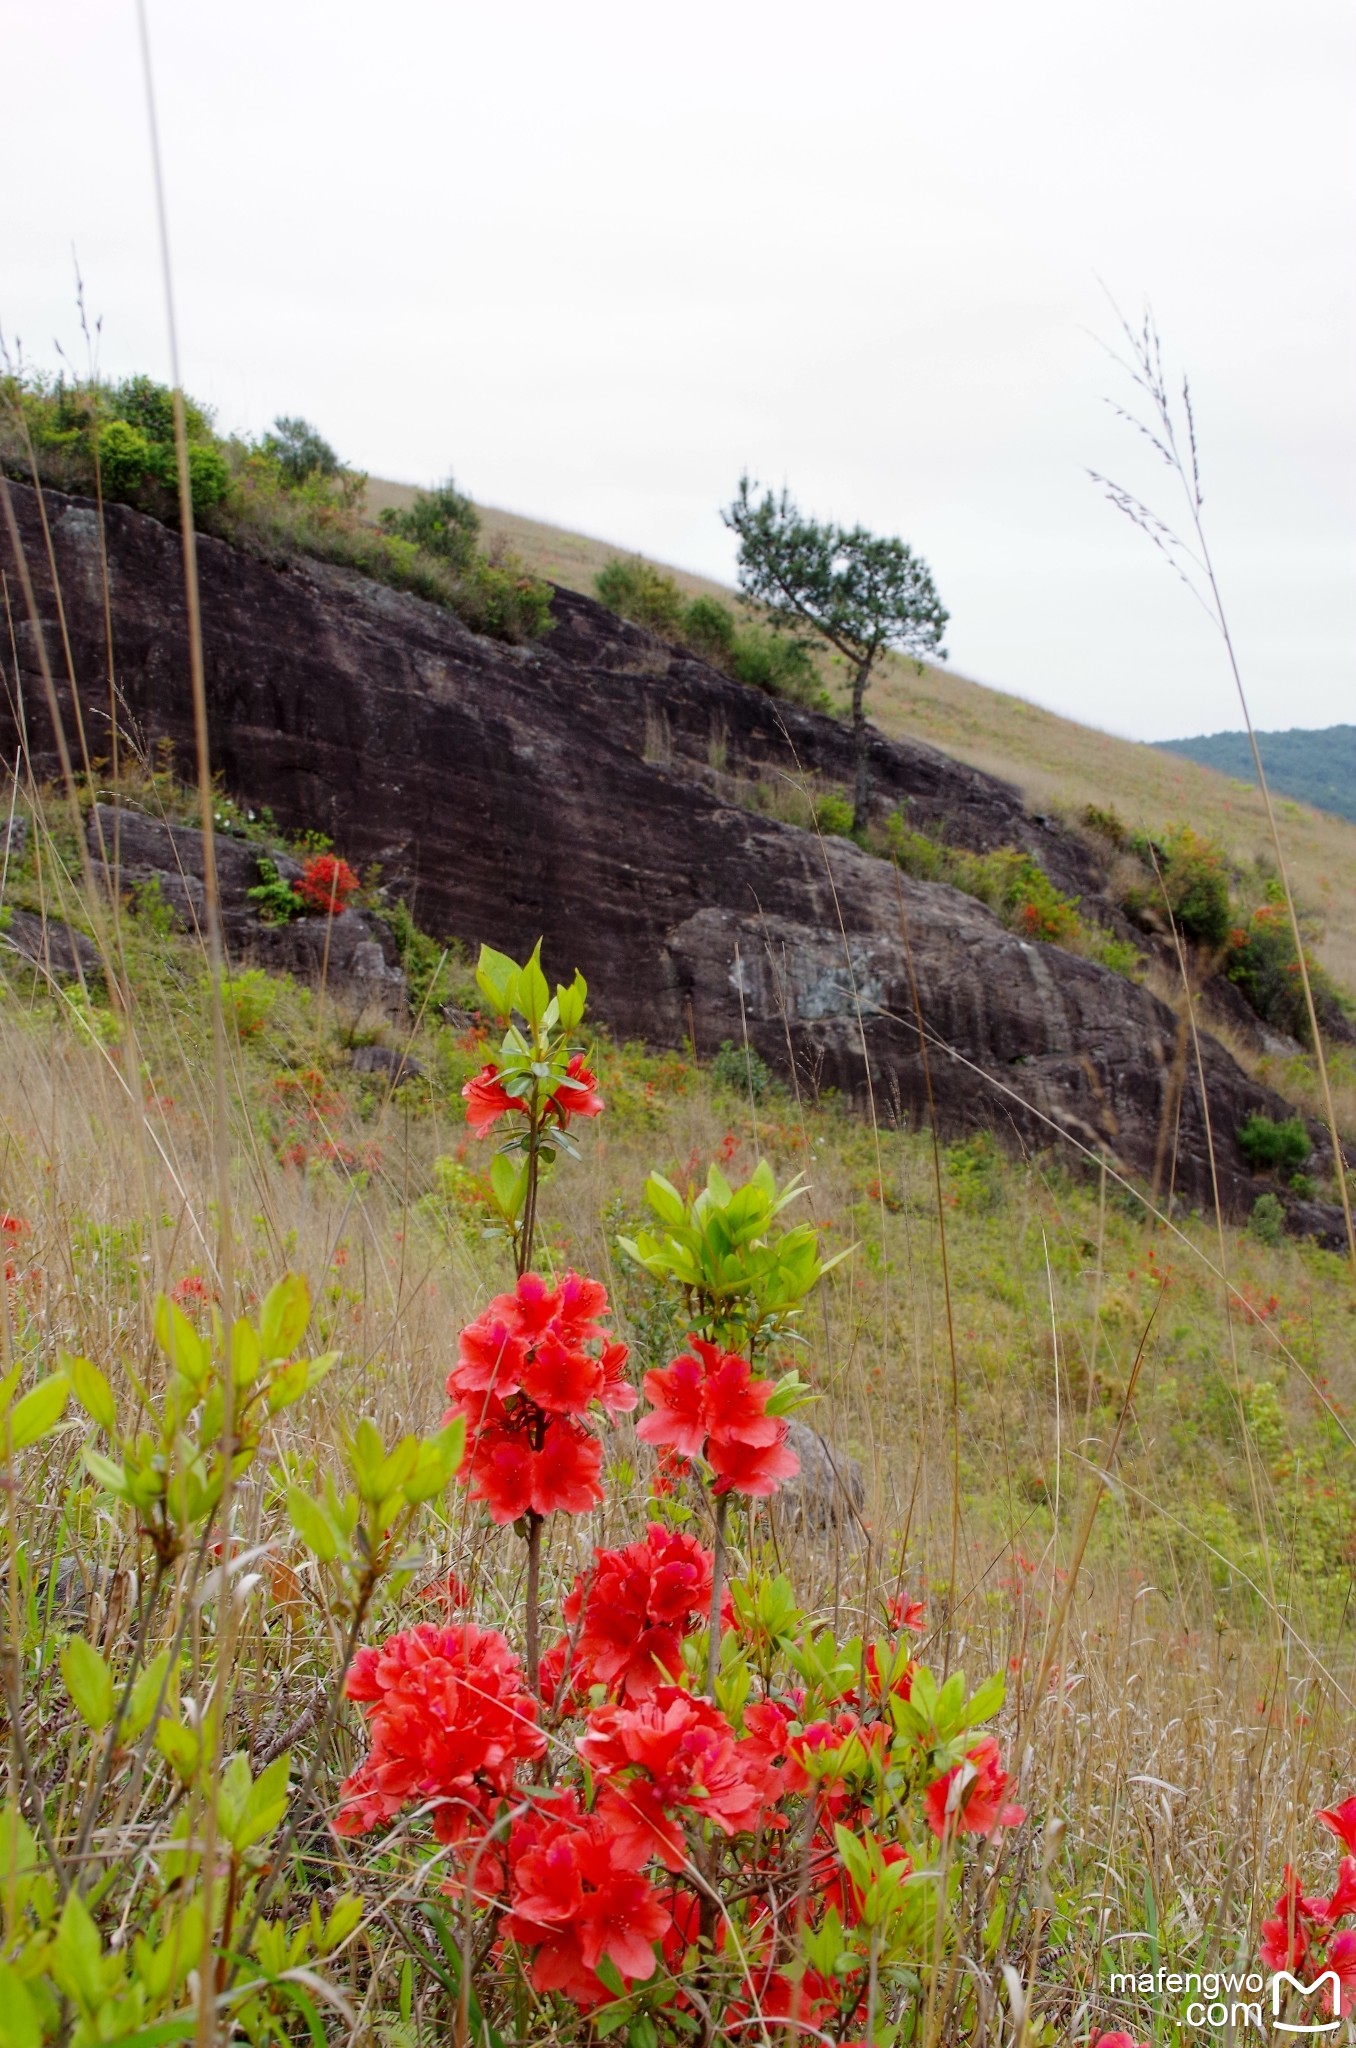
[711,1038,773,1102]
[96,419,157,499]
[1122,822,1233,946]
[682,595,737,662]
[1249,1191,1286,1245]
[594,556,685,635]
[813,792,855,837]
[727,626,823,704]
[247,858,303,925]
[218,966,280,1039]
[262,416,341,485]
[1236,1112,1311,1175]
[379,477,480,571]
[1225,896,1348,1044]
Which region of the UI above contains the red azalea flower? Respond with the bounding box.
[461,1063,518,1137]
[1259,1868,1324,1974]
[579,1688,766,1869]
[1319,1856,1356,1923]
[887,1593,927,1632]
[334,1622,543,1845]
[504,1791,671,2011]
[564,1523,714,1701]
[549,1053,604,1125]
[296,852,359,914]
[637,1336,799,1500]
[1318,1797,1356,1857]
[1329,1931,1356,2016]
[706,1424,800,1497]
[1091,2036,1150,2048]
[457,1400,604,1523]
[924,1737,1026,1839]
[0,1213,28,1238]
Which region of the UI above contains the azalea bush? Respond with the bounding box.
[0,938,1034,2047]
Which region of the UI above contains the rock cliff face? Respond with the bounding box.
[0,480,1323,1221]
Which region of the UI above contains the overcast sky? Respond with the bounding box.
[6,0,1354,741]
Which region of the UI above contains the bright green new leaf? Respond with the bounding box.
[52,1887,107,2011]
[474,944,520,1019]
[67,1354,117,1434]
[0,1962,41,2048]
[125,1648,175,1743]
[489,1150,528,1223]
[518,944,550,1030]
[230,1317,263,1390]
[154,1716,201,1781]
[82,1446,131,1500]
[225,1750,291,1852]
[287,1486,338,1562]
[60,1635,115,1732]
[5,1374,69,1454]
[259,1271,311,1361]
[963,1672,1006,1728]
[153,1295,207,1385]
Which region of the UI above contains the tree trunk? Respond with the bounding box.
[851,655,874,835]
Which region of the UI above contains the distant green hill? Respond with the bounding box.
[1152,724,1356,824]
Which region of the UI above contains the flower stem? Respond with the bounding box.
[525,1509,543,1698]
[706,1491,729,1698]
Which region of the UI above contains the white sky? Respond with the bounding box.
[5,0,1354,741]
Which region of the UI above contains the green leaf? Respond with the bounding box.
[518,943,550,1030]
[474,944,520,1019]
[60,1634,115,1732]
[0,1963,41,2048]
[402,1418,465,1503]
[489,1150,528,1224]
[231,1750,291,1851]
[154,1716,201,1781]
[125,1648,175,1743]
[287,1485,338,1562]
[67,1354,117,1434]
[259,1273,310,1362]
[963,1673,1006,1728]
[83,1446,131,1499]
[52,1887,107,2011]
[153,1295,207,1385]
[5,1373,69,1453]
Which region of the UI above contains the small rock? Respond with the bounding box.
[777,1419,866,1532]
[351,1043,423,1084]
[2,908,100,979]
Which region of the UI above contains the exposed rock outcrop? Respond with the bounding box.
[0,481,1333,1220]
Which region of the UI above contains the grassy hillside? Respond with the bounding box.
[1,757,1354,2043]
[369,481,1356,997]
[1154,723,1356,826]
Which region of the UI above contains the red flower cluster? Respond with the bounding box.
[578,1687,773,1869]
[334,1624,544,1849]
[461,1053,603,1140]
[295,852,359,915]
[502,1789,671,2011]
[446,1272,633,1523]
[637,1336,799,1497]
[1257,1795,1356,2016]
[558,1522,716,1701]
[924,1736,1027,1839]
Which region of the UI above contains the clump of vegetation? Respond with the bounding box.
[1,371,554,643]
[1249,1189,1287,1244]
[593,555,827,707]
[1236,1111,1312,1177]
[1081,805,1351,1043]
[882,814,1143,974]
[711,1036,774,1102]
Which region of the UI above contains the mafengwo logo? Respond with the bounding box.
[1108,1965,1347,2034]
